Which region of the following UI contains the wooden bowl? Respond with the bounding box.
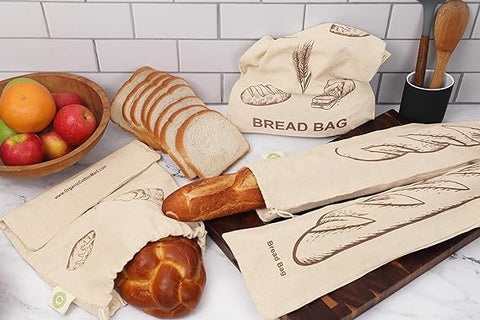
[0,72,110,178]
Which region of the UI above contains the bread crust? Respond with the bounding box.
[162,168,265,221]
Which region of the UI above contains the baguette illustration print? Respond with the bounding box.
[335,124,480,161]
[292,41,314,94]
[329,24,370,37]
[311,79,356,110]
[67,230,96,270]
[293,161,480,266]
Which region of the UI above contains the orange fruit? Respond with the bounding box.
[0,78,56,133]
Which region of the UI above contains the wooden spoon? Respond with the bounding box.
[429,0,469,89]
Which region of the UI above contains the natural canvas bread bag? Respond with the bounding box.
[247,121,480,221]
[228,23,390,137]
[224,160,480,319]
[0,141,206,319]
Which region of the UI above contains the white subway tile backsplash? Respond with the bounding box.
[44,3,132,39]
[387,4,423,39]
[0,39,97,72]
[177,73,222,103]
[221,4,304,39]
[78,72,132,100]
[380,40,425,72]
[377,73,407,103]
[0,1,478,106]
[456,74,480,103]
[444,40,480,72]
[305,4,391,38]
[388,3,476,39]
[95,40,178,72]
[179,40,255,72]
[133,4,216,39]
[0,2,47,38]
[223,73,240,103]
[472,10,480,38]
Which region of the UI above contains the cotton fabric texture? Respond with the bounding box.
[247,122,480,221]
[0,141,206,319]
[228,23,389,138]
[224,160,480,319]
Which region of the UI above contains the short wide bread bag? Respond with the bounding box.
[0,141,206,319]
[228,23,390,137]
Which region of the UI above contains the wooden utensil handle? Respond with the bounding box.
[413,35,430,87]
[430,52,450,89]
[162,168,265,222]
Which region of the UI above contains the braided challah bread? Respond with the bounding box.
[115,236,206,318]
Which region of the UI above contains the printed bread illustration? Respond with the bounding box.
[111,66,250,179]
[163,168,264,221]
[163,122,480,223]
[240,84,291,106]
[66,230,96,270]
[329,23,370,37]
[311,79,356,110]
[115,236,206,318]
[293,161,480,266]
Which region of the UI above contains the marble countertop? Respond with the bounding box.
[1,104,480,320]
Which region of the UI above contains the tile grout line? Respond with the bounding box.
[129,2,136,38]
[470,4,480,39]
[384,3,394,39]
[92,39,101,72]
[452,73,464,103]
[40,2,51,38]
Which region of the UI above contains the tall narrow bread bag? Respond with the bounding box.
[0,141,207,319]
[228,23,390,137]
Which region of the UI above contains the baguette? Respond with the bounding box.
[162,168,265,222]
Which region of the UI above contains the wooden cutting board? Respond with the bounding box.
[204,109,480,319]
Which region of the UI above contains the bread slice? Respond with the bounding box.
[121,71,165,125]
[161,105,207,179]
[144,84,195,133]
[140,77,190,126]
[154,96,206,139]
[130,73,172,127]
[110,66,155,133]
[176,110,250,179]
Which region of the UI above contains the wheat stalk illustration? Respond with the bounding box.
[292,41,314,94]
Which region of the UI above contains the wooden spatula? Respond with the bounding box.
[429,0,469,89]
[413,0,445,87]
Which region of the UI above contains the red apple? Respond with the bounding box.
[52,92,83,111]
[53,104,97,146]
[40,131,72,160]
[0,133,44,166]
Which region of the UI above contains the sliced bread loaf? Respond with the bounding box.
[154,96,206,139]
[144,84,195,133]
[121,71,165,125]
[161,105,207,179]
[176,110,250,179]
[110,66,154,133]
[140,77,189,126]
[129,73,172,127]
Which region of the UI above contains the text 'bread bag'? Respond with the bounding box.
[0,141,206,319]
[224,161,480,319]
[228,23,390,137]
[247,122,480,221]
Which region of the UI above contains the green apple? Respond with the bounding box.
[0,119,17,145]
[3,77,38,92]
